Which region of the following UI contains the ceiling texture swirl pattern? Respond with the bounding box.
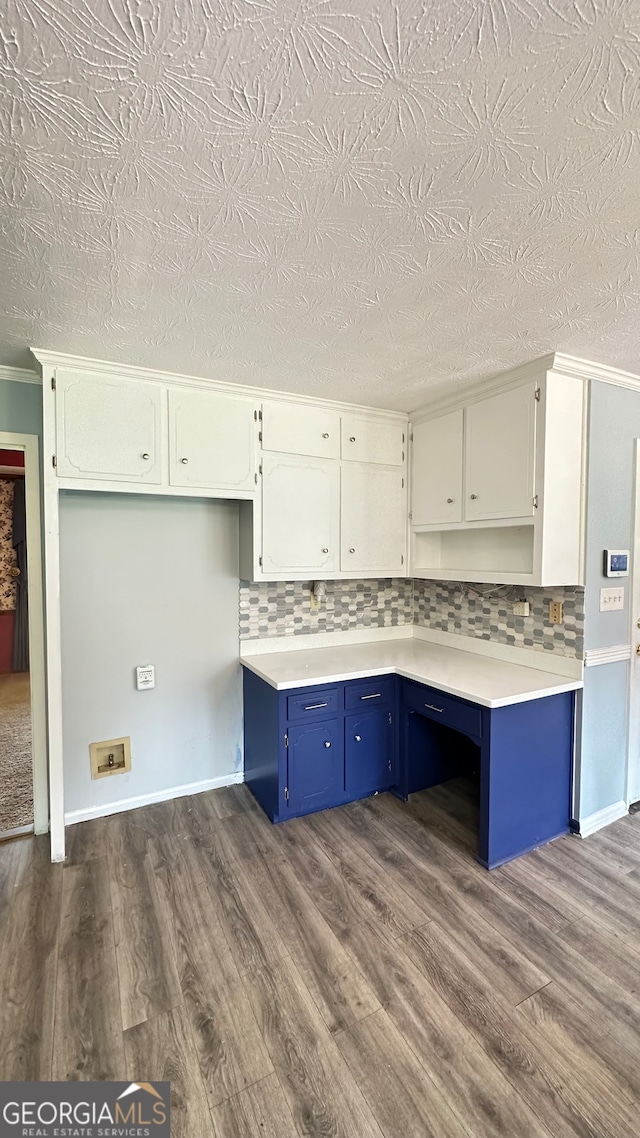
[1,0,639,407]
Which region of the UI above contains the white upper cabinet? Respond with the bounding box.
[411,411,463,526]
[341,415,405,466]
[465,384,537,521]
[55,371,164,483]
[341,465,406,574]
[261,453,339,576]
[168,389,256,491]
[262,401,340,459]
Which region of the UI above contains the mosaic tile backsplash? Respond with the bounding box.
[413,580,584,660]
[239,578,585,660]
[239,579,413,641]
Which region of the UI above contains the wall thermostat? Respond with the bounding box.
[603,549,629,577]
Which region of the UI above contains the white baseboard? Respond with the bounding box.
[240,624,413,656]
[578,800,628,838]
[64,771,244,826]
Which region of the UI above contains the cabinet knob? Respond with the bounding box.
[324,740,331,748]
[446,498,453,504]
[349,436,356,442]
[181,457,189,465]
[470,493,478,500]
[322,547,329,554]
[142,453,150,460]
[354,735,362,742]
[322,432,330,439]
[349,547,355,554]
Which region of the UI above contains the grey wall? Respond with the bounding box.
[0,378,42,437]
[579,380,640,819]
[59,492,242,818]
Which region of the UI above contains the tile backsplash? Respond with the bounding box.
[239,577,585,659]
[239,579,413,641]
[413,580,584,659]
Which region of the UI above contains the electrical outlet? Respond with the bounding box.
[136,664,155,690]
[548,601,563,624]
[600,587,624,612]
[513,601,530,617]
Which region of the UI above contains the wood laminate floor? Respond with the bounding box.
[2,779,640,1137]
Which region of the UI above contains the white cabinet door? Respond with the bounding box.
[261,454,339,575]
[341,465,406,574]
[262,401,340,459]
[465,384,537,521]
[168,389,257,491]
[55,371,163,483]
[411,411,463,525]
[341,415,405,466]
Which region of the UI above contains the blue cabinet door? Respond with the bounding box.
[345,709,393,797]
[287,719,343,815]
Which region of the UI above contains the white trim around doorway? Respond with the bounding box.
[0,432,48,836]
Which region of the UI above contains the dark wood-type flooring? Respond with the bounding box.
[3,778,640,1137]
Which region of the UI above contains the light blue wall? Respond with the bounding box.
[579,380,640,820]
[0,378,42,437]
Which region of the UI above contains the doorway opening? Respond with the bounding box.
[0,435,47,841]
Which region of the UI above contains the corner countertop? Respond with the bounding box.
[240,639,583,708]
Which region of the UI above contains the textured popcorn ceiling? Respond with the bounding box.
[1,1,640,408]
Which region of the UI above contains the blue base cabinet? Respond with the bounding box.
[243,669,397,823]
[243,666,575,869]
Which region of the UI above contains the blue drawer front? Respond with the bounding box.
[345,675,395,709]
[286,686,341,723]
[402,680,482,740]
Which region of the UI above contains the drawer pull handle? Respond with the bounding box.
[446,497,453,503]
[142,453,150,460]
[360,693,382,700]
[304,702,328,710]
[322,432,330,438]
[322,547,329,553]
[181,457,189,464]
[354,735,362,742]
[324,740,331,748]
[470,493,478,500]
[425,703,444,713]
[349,435,356,442]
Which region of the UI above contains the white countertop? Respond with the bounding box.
[240,639,583,708]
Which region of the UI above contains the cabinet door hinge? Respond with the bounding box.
[535,387,541,402]
[402,477,404,488]
[255,472,258,484]
[258,431,262,443]
[402,451,405,462]
[402,432,405,444]
[284,733,288,748]
[410,431,413,443]
[259,409,263,420]
[533,494,539,509]
[51,377,56,391]
[259,462,263,475]
[52,454,57,468]
[284,786,289,801]
[388,712,392,724]
[259,555,263,566]
[400,554,404,565]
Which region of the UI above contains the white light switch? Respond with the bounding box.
[600,587,625,612]
[136,664,155,690]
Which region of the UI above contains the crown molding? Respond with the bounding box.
[31,348,408,421]
[409,355,556,421]
[550,353,640,390]
[409,352,640,422]
[0,364,41,385]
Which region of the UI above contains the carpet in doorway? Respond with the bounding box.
[0,675,33,832]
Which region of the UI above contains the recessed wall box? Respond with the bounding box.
[89,736,131,779]
[603,549,629,577]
